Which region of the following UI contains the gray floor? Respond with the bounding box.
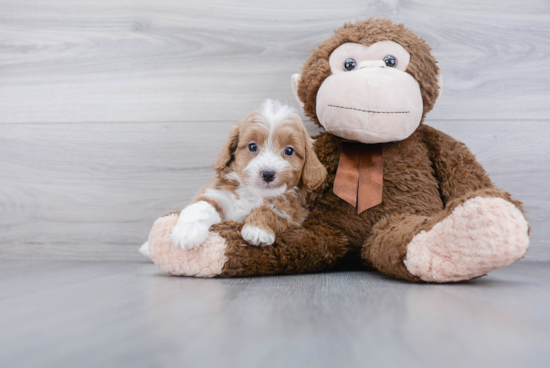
[1,260,549,368]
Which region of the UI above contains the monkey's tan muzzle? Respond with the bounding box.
[316,61,423,144]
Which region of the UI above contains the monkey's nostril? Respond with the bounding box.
[262,170,276,183]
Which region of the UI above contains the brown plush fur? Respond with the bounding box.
[162,18,524,281]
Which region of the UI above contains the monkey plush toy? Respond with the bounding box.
[147,18,529,282]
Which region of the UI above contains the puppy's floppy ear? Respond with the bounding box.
[301,134,327,190]
[213,122,241,171]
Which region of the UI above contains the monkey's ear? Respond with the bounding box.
[213,122,240,171]
[301,135,327,191]
[291,74,305,109]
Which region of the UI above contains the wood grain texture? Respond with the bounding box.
[1,260,550,368]
[0,0,549,123]
[1,120,548,261]
[0,122,231,260]
[0,0,548,262]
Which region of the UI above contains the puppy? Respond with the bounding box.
[171,99,327,249]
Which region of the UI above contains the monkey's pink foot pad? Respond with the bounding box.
[404,197,529,283]
[148,213,228,277]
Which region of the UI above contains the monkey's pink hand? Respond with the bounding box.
[148,213,228,277]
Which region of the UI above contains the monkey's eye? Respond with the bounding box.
[343,58,357,71]
[248,142,258,153]
[284,146,295,157]
[383,55,397,68]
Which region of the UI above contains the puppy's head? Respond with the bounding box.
[213,99,326,197]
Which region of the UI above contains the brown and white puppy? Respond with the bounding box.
[170,99,326,249]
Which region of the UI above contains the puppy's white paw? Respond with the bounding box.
[241,225,275,247]
[171,221,211,250]
[171,201,221,250]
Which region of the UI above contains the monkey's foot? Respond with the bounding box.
[148,213,228,277]
[404,197,529,282]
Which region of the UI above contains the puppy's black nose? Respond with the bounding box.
[262,170,276,183]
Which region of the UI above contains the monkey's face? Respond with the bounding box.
[315,41,423,144]
[291,19,442,144]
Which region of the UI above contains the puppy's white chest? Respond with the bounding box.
[228,188,265,222]
[203,188,264,223]
[229,198,256,222]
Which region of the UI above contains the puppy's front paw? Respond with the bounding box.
[171,220,210,250]
[241,225,275,247]
[170,201,221,250]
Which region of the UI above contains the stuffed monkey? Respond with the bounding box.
[146,18,529,282]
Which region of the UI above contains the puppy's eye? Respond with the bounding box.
[343,58,356,71]
[284,146,295,157]
[248,142,258,153]
[383,55,397,68]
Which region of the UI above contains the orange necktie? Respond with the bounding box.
[333,142,384,214]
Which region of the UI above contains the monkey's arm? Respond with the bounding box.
[147,209,348,277]
[216,214,348,277]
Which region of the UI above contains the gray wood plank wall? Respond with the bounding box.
[1,0,549,261]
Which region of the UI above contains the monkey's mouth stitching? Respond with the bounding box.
[328,104,410,114]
